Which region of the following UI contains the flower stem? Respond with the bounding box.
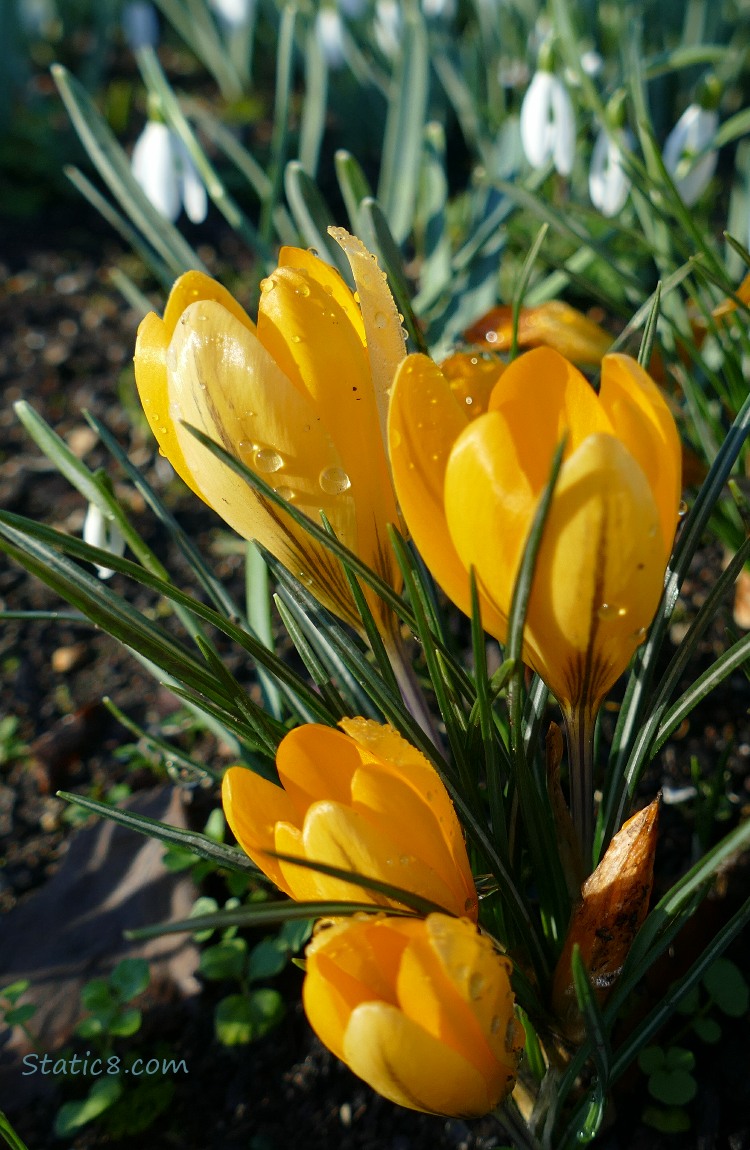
[492,1095,544,1150]
[387,636,445,753]
[564,703,596,871]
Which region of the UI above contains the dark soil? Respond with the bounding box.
[1,211,749,1150]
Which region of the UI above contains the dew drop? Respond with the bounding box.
[260,277,275,294]
[678,500,688,519]
[633,626,647,641]
[597,603,622,620]
[297,569,313,587]
[490,1015,501,1034]
[374,311,387,329]
[485,330,499,344]
[469,972,485,1000]
[238,440,256,461]
[399,855,411,866]
[465,396,473,405]
[648,524,658,538]
[296,282,310,298]
[291,334,302,344]
[319,466,351,495]
[158,426,167,435]
[307,247,319,257]
[470,356,479,365]
[275,485,295,501]
[255,448,284,473]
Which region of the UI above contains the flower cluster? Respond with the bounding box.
[134,234,683,1119]
[223,720,524,1116]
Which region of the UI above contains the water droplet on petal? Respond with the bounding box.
[597,603,621,620]
[260,277,275,294]
[307,247,319,257]
[490,1015,501,1034]
[678,500,688,518]
[633,626,647,641]
[374,311,387,329]
[319,467,351,495]
[255,448,284,473]
[296,282,310,298]
[275,485,295,501]
[469,972,485,999]
[291,334,301,344]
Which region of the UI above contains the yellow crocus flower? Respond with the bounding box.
[388,346,682,716]
[464,301,613,367]
[222,718,478,919]
[303,913,524,1117]
[133,231,405,635]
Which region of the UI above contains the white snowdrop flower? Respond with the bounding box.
[374,0,401,58]
[208,0,254,29]
[122,2,159,50]
[663,104,719,207]
[131,121,208,224]
[520,70,576,177]
[581,50,603,77]
[316,8,346,69]
[589,128,633,217]
[83,504,126,581]
[422,0,457,18]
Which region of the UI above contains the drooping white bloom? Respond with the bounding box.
[122,2,159,50]
[589,128,633,217]
[208,0,254,29]
[663,104,719,207]
[83,504,126,581]
[131,121,208,224]
[316,8,346,69]
[422,0,457,18]
[374,0,401,58]
[520,70,576,176]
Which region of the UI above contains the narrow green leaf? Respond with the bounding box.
[377,9,429,242]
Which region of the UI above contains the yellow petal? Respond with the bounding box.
[135,271,259,494]
[276,724,361,813]
[301,800,463,911]
[330,227,407,455]
[343,1001,495,1116]
[340,718,476,917]
[388,354,506,635]
[134,311,200,496]
[439,351,506,417]
[350,765,476,919]
[526,434,666,708]
[221,766,299,895]
[274,821,327,902]
[486,347,611,472]
[257,260,401,610]
[599,354,682,557]
[166,298,359,624]
[444,408,535,643]
[303,917,413,1061]
[465,301,612,366]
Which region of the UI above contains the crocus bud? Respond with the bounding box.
[552,799,659,1041]
[222,719,478,919]
[663,96,719,207]
[131,121,208,224]
[82,503,126,580]
[303,914,524,1116]
[520,69,576,176]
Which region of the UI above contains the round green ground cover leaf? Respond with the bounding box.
[692,1016,722,1043]
[247,938,288,982]
[643,1105,691,1134]
[110,958,150,1001]
[199,938,247,981]
[215,994,252,1045]
[54,1079,123,1137]
[108,1006,142,1038]
[703,958,750,1017]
